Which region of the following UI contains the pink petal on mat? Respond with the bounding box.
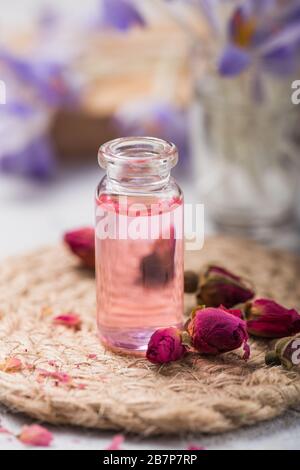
[19,424,53,447]
[37,368,72,384]
[0,426,12,435]
[76,383,86,390]
[53,313,82,329]
[105,434,124,450]
[0,357,22,372]
[88,354,97,359]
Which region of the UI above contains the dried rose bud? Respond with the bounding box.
[245,299,300,338]
[184,271,199,293]
[53,313,82,330]
[197,265,254,308]
[19,424,53,447]
[146,327,186,364]
[265,335,300,369]
[64,227,95,269]
[186,306,250,360]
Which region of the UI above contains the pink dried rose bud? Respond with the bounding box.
[197,265,254,308]
[186,306,250,360]
[245,299,300,338]
[53,313,82,330]
[146,327,186,364]
[64,227,95,269]
[19,424,53,447]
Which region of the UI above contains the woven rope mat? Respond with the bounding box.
[0,236,300,436]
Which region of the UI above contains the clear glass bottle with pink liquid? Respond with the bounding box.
[95,137,184,355]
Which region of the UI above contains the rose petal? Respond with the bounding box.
[36,368,72,384]
[220,305,244,319]
[105,434,124,450]
[0,357,22,372]
[53,313,82,329]
[19,424,53,447]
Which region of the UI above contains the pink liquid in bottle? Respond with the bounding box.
[96,137,184,355]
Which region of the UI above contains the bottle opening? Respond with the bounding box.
[98,137,178,169]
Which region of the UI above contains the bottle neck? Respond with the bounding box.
[106,162,171,192]
[98,137,178,193]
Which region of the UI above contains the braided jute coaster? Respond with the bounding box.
[0,236,300,436]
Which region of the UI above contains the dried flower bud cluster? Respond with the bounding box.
[62,228,300,369]
[148,264,300,366]
[146,306,250,364]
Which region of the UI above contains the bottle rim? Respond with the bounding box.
[98,136,178,170]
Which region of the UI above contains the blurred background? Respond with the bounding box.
[1,0,300,257]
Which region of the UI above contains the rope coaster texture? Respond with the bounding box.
[0,236,300,435]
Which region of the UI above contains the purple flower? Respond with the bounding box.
[0,135,55,180]
[0,98,56,180]
[101,0,145,31]
[1,101,34,117]
[218,0,300,77]
[218,45,251,76]
[0,50,74,106]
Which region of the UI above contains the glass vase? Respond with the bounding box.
[191,69,300,238]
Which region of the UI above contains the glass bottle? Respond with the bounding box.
[95,137,184,355]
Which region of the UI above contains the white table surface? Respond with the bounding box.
[0,170,300,450]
